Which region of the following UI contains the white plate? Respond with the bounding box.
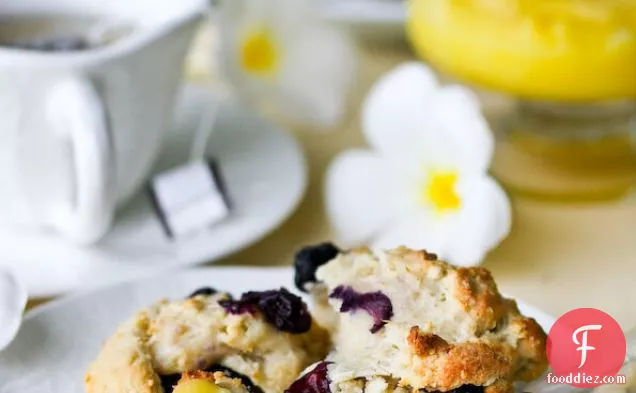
[0,266,555,393]
[0,86,307,298]
[321,0,406,40]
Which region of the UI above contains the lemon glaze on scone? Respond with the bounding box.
[85,288,330,393]
[293,245,548,393]
[173,370,250,393]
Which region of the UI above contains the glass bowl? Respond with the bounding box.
[407,0,636,201]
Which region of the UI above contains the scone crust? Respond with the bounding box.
[84,312,161,393]
[85,293,329,393]
[315,247,548,392]
[407,327,515,389]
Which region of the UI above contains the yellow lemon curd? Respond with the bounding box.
[408,0,636,102]
[173,379,231,393]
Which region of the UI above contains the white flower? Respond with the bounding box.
[325,63,511,266]
[215,0,356,127]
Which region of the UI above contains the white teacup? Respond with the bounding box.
[0,0,207,244]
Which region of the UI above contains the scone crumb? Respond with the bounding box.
[408,327,450,356]
[365,377,389,393]
[417,249,437,261]
[350,246,371,252]
[137,314,151,331]
[185,298,205,311]
[253,369,264,380]
[211,371,226,380]
[147,322,159,335]
[129,352,139,364]
[397,380,409,388]
[180,370,217,383]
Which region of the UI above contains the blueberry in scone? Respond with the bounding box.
[294,246,548,393]
[294,243,340,293]
[85,288,330,393]
[188,287,218,298]
[328,286,393,333]
[285,361,331,393]
[219,288,312,333]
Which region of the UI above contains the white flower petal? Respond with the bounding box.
[273,24,356,126]
[185,21,218,80]
[325,150,410,246]
[216,2,277,101]
[443,175,511,266]
[217,0,314,30]
[371,210,453,254]
[0,269,27,351]
[362,63,451,170]
[483,176,512,249]
[429,86,494,173]
[362,62,495,174]
[216,0,356,127]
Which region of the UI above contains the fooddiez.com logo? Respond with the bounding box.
[546,308,627,388]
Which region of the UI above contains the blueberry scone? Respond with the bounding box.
[85,288,330,393]
[293,244,548,393]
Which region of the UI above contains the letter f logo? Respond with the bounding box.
[572,325,603,368]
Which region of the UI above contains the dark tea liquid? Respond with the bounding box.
[0,14,132,52]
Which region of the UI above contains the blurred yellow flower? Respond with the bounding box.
[240,27,279,76]
[216,0,356,127]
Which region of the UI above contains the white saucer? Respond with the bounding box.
[0,266,555,393]
[0,86,307,298]
[321,0,406,40]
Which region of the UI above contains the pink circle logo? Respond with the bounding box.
[547,308,626,388]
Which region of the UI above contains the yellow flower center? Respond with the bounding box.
[240,28,279,76]
[424,171,462,212]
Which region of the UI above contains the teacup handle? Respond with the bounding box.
[45,76,114,245]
